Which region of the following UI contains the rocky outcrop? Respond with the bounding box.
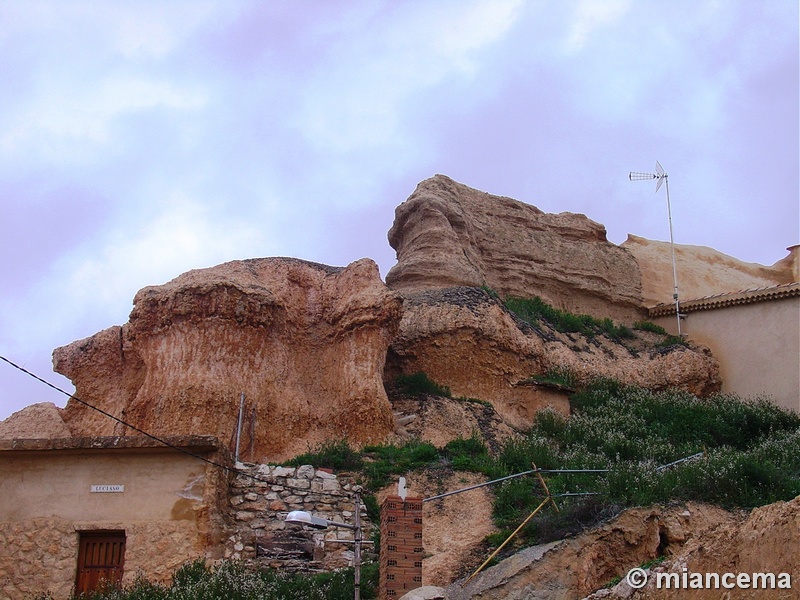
[591,495,800,599]
[0,402,73,439]
[445,503,737,600]
[623,235,799,306]
[386,287,720,430]
[421,495,799,599]
[54,258,403,462]
[386,175,646,322]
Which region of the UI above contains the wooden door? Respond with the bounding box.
[75,531,126,595]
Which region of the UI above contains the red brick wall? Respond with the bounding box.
[379,495,423,599]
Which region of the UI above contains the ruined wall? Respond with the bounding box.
[226,463,373,572]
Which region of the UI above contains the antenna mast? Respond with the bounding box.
[629,161,682,337]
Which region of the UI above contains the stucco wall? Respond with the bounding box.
[653,296,799,412]
[0,438,229,600]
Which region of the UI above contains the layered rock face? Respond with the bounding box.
[623,235,799,306]
[386,175,646,322]
[387,287,720,430]
[54,258,403,461]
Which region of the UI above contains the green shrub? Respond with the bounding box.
[655,335,689,348]
[59,558,379,600]
[361,439,441,489]
[504,295,636,340]
[531,367,580,389]
[484,384,800,550]
[285,439,364,471]
[394,372,451,397]
[633,321,668,335]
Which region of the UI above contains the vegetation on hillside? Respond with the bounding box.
[488,289,688,350]
[67,368,800,598]
[42,560,379,600]
[294,375,799,549]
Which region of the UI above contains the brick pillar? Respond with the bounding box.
[379,495,423,599]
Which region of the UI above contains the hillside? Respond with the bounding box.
[0,175,796,600]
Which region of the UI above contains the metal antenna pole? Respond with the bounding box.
[353,487,362,600]
[663,173,682,337]
[629,161,682,336]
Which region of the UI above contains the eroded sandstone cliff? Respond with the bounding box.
[386,175,646,322]
[623,235,799,306]
[54,257,403,461]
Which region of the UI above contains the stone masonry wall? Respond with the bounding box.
[226,463,374,572]
[0,517,207,600]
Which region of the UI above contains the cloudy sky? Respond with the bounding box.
[1,0,797,420]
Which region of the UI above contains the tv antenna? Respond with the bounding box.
[629,161,682,337]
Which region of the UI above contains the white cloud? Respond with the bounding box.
[566,0,631,53]
[1,196,268,353]
[66,195,265,307]
[296,0,523,153]
[0,76,207,161]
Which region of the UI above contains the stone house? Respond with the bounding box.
[0,434,371,600]
[0,435,230,599]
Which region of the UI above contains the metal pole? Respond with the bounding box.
[423,469,609,502]
[423,470,537,502]
[463,496,550,587]
[664,175,682,337]
[353,488,361,600]
[235,392,244,463]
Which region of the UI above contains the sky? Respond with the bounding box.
[1,0,798,421]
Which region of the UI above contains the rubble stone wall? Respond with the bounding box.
[0,517,207,600]
[225,463,374,572]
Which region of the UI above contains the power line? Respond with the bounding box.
[0,354,273,485]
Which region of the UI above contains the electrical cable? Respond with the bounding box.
[0,354,274,485]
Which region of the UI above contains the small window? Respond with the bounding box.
[414,532,422,539]
[388,559,397,566]
[387,591,396,597]
[414,547,423,553]
[414,561,423,568]
[387,574,395,581]
[387,530,396,537]
[413,517,422,524]
[388,516,397,522]
[413,576,423,583]
[388,545,397,551]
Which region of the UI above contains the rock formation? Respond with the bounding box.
[386,287,720,430]
[386,175,646,322]
[409,494,800,599]
[443,502,735,599]
[623,235,799,306]
[588,494,800,599]
[53,257,403,462]
[0,402,72,439]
